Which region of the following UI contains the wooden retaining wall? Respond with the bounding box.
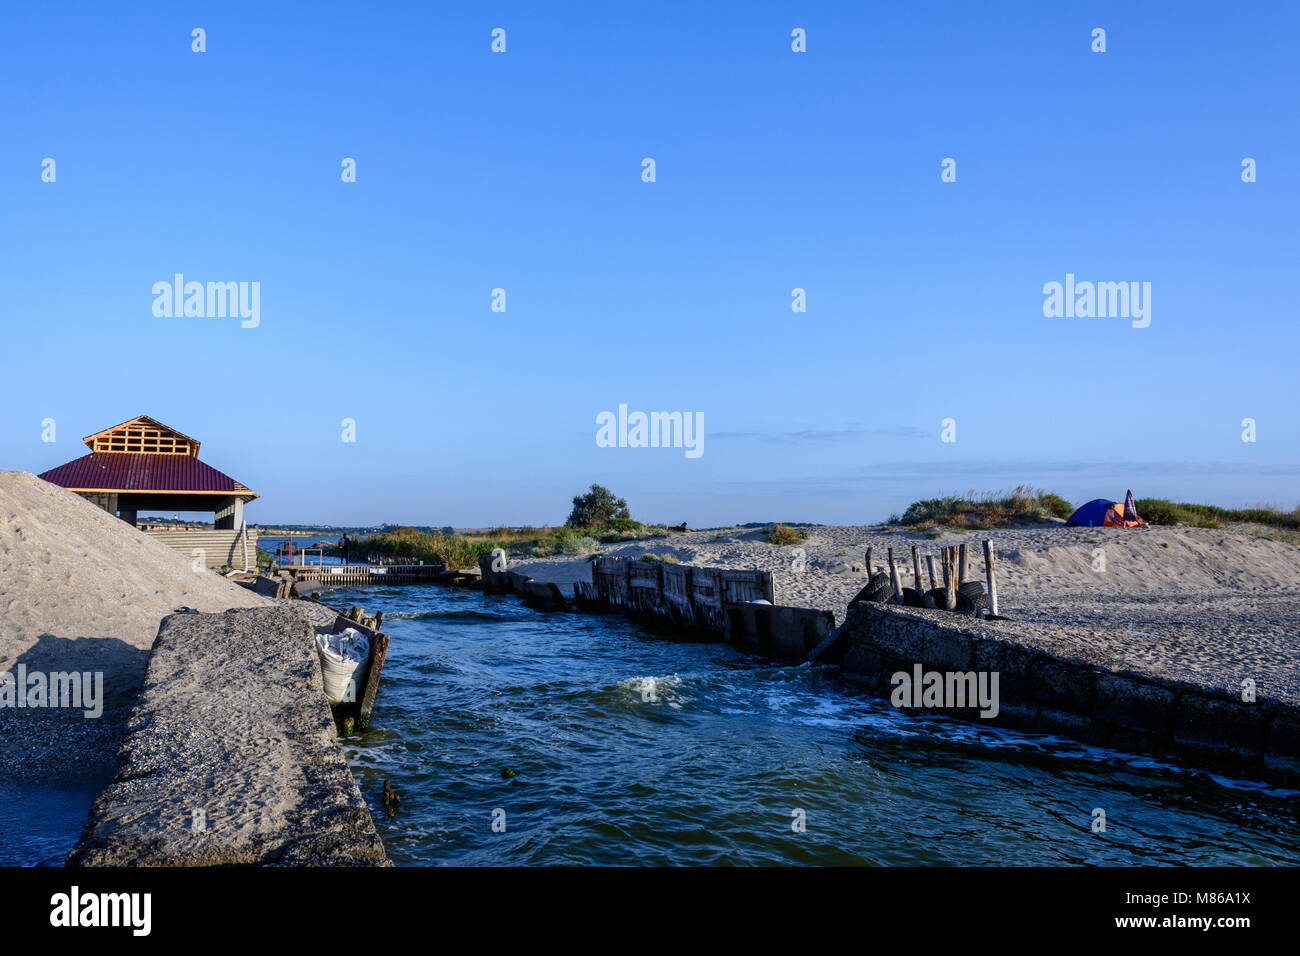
[577,556,773,626]
[726,603,836,659]
[569,556,824,657]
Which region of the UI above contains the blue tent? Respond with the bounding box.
[1066,499,1118,526]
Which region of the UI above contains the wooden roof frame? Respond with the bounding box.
[82,415,202,457]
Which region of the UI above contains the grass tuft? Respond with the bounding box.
[764,523,809,546]
[895,486,1071,530]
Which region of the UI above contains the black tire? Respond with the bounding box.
[849,575,893,607]
[864,573,895,601]
[902,587,925,607]
[926,587,949,611]
[957,581,985,599]
[955,592,991,617]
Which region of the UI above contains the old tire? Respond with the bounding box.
[864,573,895,602]
[955,592,991,617]
[926,587,949,611]
[957,581,986,599]
[849,574,894,607]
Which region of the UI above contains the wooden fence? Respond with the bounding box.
[575,556,774,632]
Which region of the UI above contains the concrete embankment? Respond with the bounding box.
[832,604,1300,786]
[68,607,388,866]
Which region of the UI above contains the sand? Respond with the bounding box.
[511,521,1300,704]
[0,471,271,785]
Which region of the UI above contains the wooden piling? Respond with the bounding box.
[983,539,1000,618]
[942,548,956,610]
[958,543,968,585]
[865,547,873,576]
[926,554,937,590]
[887,548,903,601]
[910,545,922,590]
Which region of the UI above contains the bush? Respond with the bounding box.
[567,484,631,528]
[1136,499,1220,529]
[1134,498,1182,526]
[599,517,643,534]
[1040,493,1074,519]
[765,523,808,546]
[896,487,1071,530]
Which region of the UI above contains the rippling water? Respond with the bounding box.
[331,583,1300,866]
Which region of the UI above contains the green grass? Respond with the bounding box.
[891,487,1073,530]
[1137,498,1300,533]
[764,523,809,546]
[349,521,669,568]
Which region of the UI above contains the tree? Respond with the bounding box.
[567,484,630,527]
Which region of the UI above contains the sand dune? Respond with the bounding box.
[0,470,270,783]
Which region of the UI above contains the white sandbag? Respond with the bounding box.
[316,628,370,703]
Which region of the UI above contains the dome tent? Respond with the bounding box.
[1067,491,1146,527]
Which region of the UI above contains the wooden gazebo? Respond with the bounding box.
[38,416,259,569]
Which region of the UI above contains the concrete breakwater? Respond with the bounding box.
[485,552,836,660]
[68,607,388,866]
[828,603,1300,787]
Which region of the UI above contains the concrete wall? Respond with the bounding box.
[837,603,1300,786]
[68,607,388,866]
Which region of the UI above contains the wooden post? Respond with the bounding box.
[942,549,956,610]
[958,543,968,585]
[926,554,937,590]
[983,539,999,618]
[865,547,873,576]
[887,548,903,601]
[910,545,923,590]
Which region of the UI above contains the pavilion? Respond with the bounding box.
[38,416,259,569]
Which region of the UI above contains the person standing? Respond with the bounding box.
[338,534,351,565]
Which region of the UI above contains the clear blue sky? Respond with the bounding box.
[4,1,1297,526]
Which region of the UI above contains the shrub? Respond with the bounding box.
[599,517,644,534]
[1136,499,1220,529]
[567,484,631,528]
[1040,493,1073,519]
[897,487,1070,530]
[765,523,808,546]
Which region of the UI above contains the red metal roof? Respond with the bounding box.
[38,453,256,497]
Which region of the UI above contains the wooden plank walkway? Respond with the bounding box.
[281,563,452,586]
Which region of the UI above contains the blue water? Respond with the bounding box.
[328,583,1300,866]
[258,535,348,565]
[0,778,104,866]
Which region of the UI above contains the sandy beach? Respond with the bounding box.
[512,522,1300,705]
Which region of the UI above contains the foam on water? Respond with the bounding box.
[324,582,1300,866]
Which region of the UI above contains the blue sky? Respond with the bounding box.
[3,1,1297,526]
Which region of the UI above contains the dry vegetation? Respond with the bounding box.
[891,487,1073,530]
